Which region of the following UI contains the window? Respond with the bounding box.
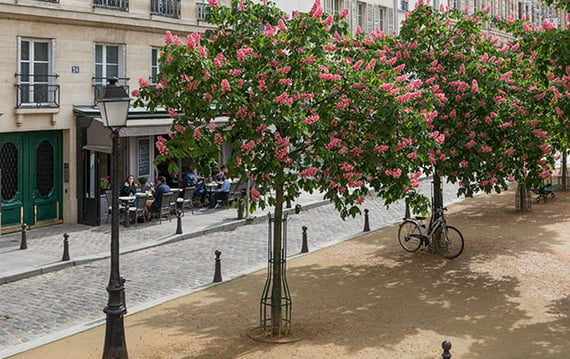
[197,0,208,21]
[332,0,343,13]
[93,0,128,11]
[379,7,385,32]
[93,43,126,103]
[400,0,409,11]
[473,0,478,10]
[151,48,160,84]
[151,0,181,18]
[16,38,59,108]
[358,2,366,29]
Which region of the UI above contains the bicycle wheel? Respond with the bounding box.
[398,220,423,252]
[434,225,464,259]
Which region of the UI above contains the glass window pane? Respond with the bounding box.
[106,46,119,64]
[95,45,103,63]
[21,41,29,61]
[95,64,103,80]
[34,63,49,82]
[106,64,119,78]
[21,64,30,81]
[34,42,49,61]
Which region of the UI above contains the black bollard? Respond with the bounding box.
[441,340,452,359]
[301,226,309,253]
[363,209,370,232]
[62,233,70,261]
[405,198,411,219]
[176,208,183,235]
[20,223,28,250]
[213,250,223,283]
[286,198,292,209]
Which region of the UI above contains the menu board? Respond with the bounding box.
[138,138,150,177]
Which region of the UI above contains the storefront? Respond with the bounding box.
[74,106,171,226]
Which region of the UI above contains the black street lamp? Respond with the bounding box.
[97,77,130,359]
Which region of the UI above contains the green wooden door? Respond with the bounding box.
[0,131,62,229]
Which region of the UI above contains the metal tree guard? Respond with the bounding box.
[259,212,292,338]
[515,182,532,211]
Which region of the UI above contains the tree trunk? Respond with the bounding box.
[271,183,284,336]
[562,150,568,190]
[432,170,444,215]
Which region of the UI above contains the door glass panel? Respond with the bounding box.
[0,143,18,201]
[36,141,54,198]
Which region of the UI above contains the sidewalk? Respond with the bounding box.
[9,186,570,358]
[0,190,328,284]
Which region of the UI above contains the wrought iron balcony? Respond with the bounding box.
[150,0,181,18]
[93,77,130,105]
[93,0,129,11]
[15,74,60,109]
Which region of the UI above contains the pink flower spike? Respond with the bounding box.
[323,15,333,27]
[207,0,218,7]
[340,8,349,19]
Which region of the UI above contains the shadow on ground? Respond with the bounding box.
[124,189,569,358]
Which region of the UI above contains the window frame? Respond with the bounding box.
[16,37,58,108]
[93,43,127,103]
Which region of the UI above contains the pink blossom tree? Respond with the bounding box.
[134,0,427,335]
[392,3,555,211]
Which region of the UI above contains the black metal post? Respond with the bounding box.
[301,226,308,253]
[176,207,183,235]
[363,209,370,232]
[405,198,410,219]
[442,340,452,359]
[102,129,128,359]
[20,223,28,250]
[62,233,70,261]
[213,250,222,283]
[286,198,291,209]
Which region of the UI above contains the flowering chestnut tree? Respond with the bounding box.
[392,3,555,211]
[497,13,570,188]
[134,0,428,334]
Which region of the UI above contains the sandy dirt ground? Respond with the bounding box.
[11,187,570,359]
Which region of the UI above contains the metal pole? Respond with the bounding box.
[363,209,370,232]
[301,226,308,253]
[441,340,452,359]
[62,233,70,261]
[102,129,128,359]
[20,223,28,250]
[213,250,222,283]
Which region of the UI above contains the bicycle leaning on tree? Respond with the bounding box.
[397,207,464,259]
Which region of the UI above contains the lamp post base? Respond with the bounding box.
[102,284,128,359]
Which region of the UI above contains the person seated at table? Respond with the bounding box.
[209,175,231,209]
[146,176,171,216]
[121,175,136,197]
[186,168,199,187]
[214,165,227,182]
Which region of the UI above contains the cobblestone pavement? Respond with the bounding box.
[0,180,461,358]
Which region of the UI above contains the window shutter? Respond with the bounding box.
[388,8,394,35]
[325,0,333,13]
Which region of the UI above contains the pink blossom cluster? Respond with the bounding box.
[304,114,319,124]
[193,128,201,141]
[385,168,402,178]
[156,136,169,155]
[241,140,255,154]
[299,167,318,179]
[319,73,342,81]
[237,47,254,62]
[187,32,201,50]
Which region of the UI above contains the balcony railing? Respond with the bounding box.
[15,74,60,109]
[93,77,130,105]
[197,2,209,21]
[93,0,129,11]
[150,0,181,18]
